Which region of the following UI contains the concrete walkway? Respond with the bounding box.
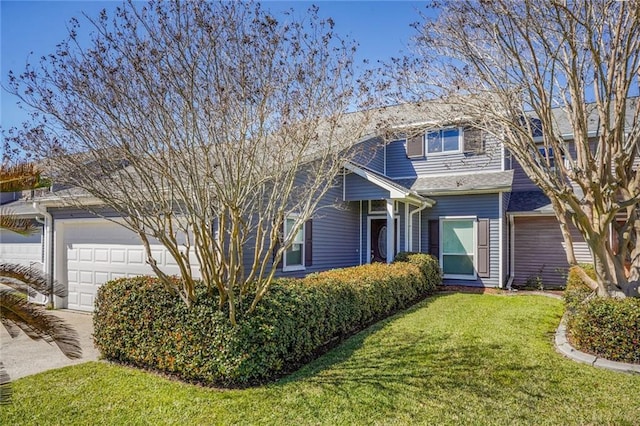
[1,309,99,380]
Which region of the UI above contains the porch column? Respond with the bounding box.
[386,199,395,264]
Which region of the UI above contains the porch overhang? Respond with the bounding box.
[343,162,435,207]
[394,170,514,197]
[506,190,555,217]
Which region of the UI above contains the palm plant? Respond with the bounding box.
[0,163,81,404]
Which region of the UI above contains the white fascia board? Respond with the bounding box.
[391,169,508,180]
[419,185,512,197]
[388,116,471,130]
[35,195,105,208]
[532,130,600,143]
[506,211,557,217]
[5,210,42,218]
[344,162,436,207]
[344,162,407,196]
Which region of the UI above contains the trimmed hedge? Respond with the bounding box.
[94,260,441,386]
[567,297,640,364]
[564,264,640,364]
[564,264,596,313]
[393,251,442,291]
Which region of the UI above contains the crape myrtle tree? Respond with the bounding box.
[0,163,81,403]
[385,0,640,297]
[6,0,372,324]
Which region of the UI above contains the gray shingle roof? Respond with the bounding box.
[0,199,43,217]
[539,97,638,137]
[507,190,554,213]
[351,163,423,196]
[394,170,514,196]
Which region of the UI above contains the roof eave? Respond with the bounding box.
[344,162,435,207]
[417,185,512,197]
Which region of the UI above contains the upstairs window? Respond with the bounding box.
[427,128,461,154]
[369,200,399,214]
[538,147,556,170]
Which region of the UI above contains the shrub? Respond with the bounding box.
[564,264,596,313]
[564,263,640,364]
[94,261,441,386]
[394,251,442,293]
[567,297,640,364]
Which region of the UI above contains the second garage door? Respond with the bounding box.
[512,216,592,288]
[61,219,199,312]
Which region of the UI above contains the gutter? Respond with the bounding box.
[418,185,512,197]
[33,202,55,309]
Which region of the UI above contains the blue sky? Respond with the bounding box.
[0,0,429,132]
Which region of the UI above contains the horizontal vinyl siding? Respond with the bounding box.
[567,222,592,264]
[385,135,503,179]
[0,227,43,266]
[344,173,391,201]
[513,216,592,287]
[510,158,539,192]
[422,193,501,287]
[351,136,386,173]
[276,185,360,278]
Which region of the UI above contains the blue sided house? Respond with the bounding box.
[4,99,630,312]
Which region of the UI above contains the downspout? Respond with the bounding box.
[33,202,55,308]
[408,200,430,252]
[506,214,515,291]
[359,200,363,265]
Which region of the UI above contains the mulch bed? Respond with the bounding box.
[437,285,564,298]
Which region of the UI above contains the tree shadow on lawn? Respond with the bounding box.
[271,293,552,416]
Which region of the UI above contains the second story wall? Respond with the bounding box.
[350,136,385,174]
[385,130,503,179]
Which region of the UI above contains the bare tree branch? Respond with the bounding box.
[6,1,372,323]
[385,0,640,297]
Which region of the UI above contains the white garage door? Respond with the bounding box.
[62,220,199,312]
[0,227,47,304]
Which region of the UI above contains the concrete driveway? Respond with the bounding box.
[1,309,99,380]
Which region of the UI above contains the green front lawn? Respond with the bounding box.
[3,293,640,425]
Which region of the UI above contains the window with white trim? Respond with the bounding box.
[538,147,556,171]
[369,200,399,214]
[427,128,461,154]
[440,217,476,279]
[283,216,305,271]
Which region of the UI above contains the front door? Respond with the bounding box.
[370,218,397,263]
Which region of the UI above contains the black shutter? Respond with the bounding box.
[406,134,424,158]
[477,219,490,278]
[304,219,313,267]
[463,127,485,154]
[428,219,440,258]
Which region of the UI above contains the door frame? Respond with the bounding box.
[366,215,400,264]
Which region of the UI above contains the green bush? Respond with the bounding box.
[94,261,441,386]
[567,297,640,364]
[564,263,639,364]
[564,264,596,312]
[394,251,442,292]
